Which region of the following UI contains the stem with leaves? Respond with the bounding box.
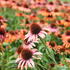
[39,36,57,64]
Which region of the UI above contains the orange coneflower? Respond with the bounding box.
[52,9,62,16]
[5,29,25,43]
[29,13,40,21]
[55,45,65,53]
[62,37,70,48]
[16,13,24,17]
[62,30,70,48]
[30,3,37,9]
[4,0,13,8]
[16,13,30,19]
[54,0,63,5]
[16,47,42,70]
[46,41,57,51]
[62,19,70,27]
[17,29,26,40]
[65,49,70,54]
[35,0,47,8]
[56,20,64,26]
[35,0,47,3]
[57,19,70,27]
[44,14,56,21]
[54,31,62,38]
[0,0,6,7]
[5,30,18,43]
[11,2,18,10]
[46,41,64,53]
[5,33,16,43]
[0,16,7,28]
[0,23,7,29]
[16,3,31,12]
[37,8,51,16]
[46,1,56,11]
[62,30,70,38]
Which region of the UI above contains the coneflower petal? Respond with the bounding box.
[39,33,45,38]
[29,59,35,67]
[27,61,32,67]
[16,58,22,63]
[21,61,25,70]
[18,60,23,69]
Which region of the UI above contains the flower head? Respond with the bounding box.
[25,23,47,42]
[46,41,57,51]
[65,30,70,37]
[16,48,42,70]
[62,30,70,48]
[62,37,70,48]
[23,38,35,48]
[47,23,59,33]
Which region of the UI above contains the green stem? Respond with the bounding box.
[1,53,4,70]
[62,53,69,67]
[39,37,57,64]
[35,63,47,70]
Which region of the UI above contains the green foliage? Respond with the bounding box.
[52,65,70,70]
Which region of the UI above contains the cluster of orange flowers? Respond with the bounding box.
[0,0,70,53]
[0,17,25,42]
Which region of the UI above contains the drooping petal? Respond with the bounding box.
[16,58,22,63]
[27,61,32,67]
[29,59,35,67]
[18,60,23,69]
[39,33,45,38]
[34,52,42,55]
[21,61,25,70]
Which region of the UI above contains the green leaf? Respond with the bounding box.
[46,35,51,41]
[52,65,69,70]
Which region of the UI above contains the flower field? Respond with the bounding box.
[0,0,70,70]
